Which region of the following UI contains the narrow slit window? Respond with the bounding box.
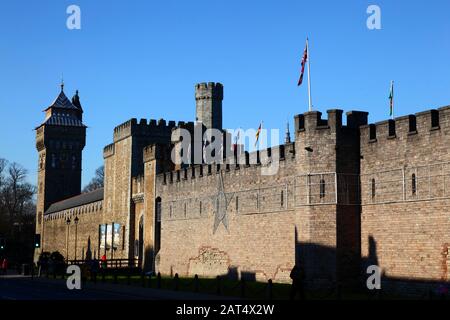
[281,190,284,207]
[371,179,376,199]
[412,174,417,195]
[320,179,326,199]
[122,226,125,250]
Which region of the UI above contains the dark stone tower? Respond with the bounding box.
[34,84,86,257]
[195,82,223,130]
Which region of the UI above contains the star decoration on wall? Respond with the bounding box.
[213,171,234,234]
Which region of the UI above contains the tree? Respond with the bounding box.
[0,160,36,263]
[0,158,6,186]
[1,163,36,226]
[83,165,104,193]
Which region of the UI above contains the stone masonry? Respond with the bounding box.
[35,82,450,295]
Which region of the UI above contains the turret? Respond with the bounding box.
[195,82,223,130]
[34,84,87,260]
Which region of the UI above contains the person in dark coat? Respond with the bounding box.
[290,264,305,300]
[2,258,8,275]
[101,254,107,269]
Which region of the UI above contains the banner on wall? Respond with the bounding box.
[100,224,106,249]
[106,224,112,249]
[112,223,120,250]
[99,223,121,250]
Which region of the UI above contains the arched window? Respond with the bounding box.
[371,179,376,199]
[134,240,139,258]
[412,174,417,195]
[320,179,326,199]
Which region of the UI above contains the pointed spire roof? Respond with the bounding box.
[36,84,86,129]
[44,85,79,111]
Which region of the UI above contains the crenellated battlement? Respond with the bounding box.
[195,82,223,100]
[113,117,185,142]
[174,121,195,131]
[143,143,171,162]
[294,109,368,134]
[103,143,115,158]
[360,106,450,144]
[131,174,145,197]
[155,142,295,186]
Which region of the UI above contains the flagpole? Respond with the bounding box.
[307,38,312,111]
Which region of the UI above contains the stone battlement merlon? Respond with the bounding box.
[155,141,295,186]
[195,82,224,100]
[131,174,145,196]
[103,143,115,159]
[143,143,170,163]
[174,121,195,130]
[294,109,368,134]
[113,117,180,142]
[360,106,450,143]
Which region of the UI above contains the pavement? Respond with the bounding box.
[0,271,238,300]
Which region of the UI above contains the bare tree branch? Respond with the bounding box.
[83,165,104,193]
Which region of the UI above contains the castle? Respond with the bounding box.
[35,82,450,295]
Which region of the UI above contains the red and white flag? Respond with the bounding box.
[297,40,308,86]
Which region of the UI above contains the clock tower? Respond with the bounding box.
[34,83,86,258]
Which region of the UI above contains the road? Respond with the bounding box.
[0,274,229,300]
[0,276,157,300]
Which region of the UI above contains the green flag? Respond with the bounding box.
[389,81,394,117]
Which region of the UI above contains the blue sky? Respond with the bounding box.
[0,0,449,186]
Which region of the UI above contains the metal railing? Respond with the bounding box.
[67,258,139,269]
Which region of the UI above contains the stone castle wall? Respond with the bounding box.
[37,86,450,295]
[43,201,105,260]
[360,106,450,294]
[154,110,366,285]
[155,154,300,283]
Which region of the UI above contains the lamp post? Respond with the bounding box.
[74,216,79,261]
[66,217,71,262]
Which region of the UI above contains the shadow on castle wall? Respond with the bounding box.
[292,234,448,297]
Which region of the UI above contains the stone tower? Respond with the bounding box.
[195,82,223,130]
[34,84,86,257]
